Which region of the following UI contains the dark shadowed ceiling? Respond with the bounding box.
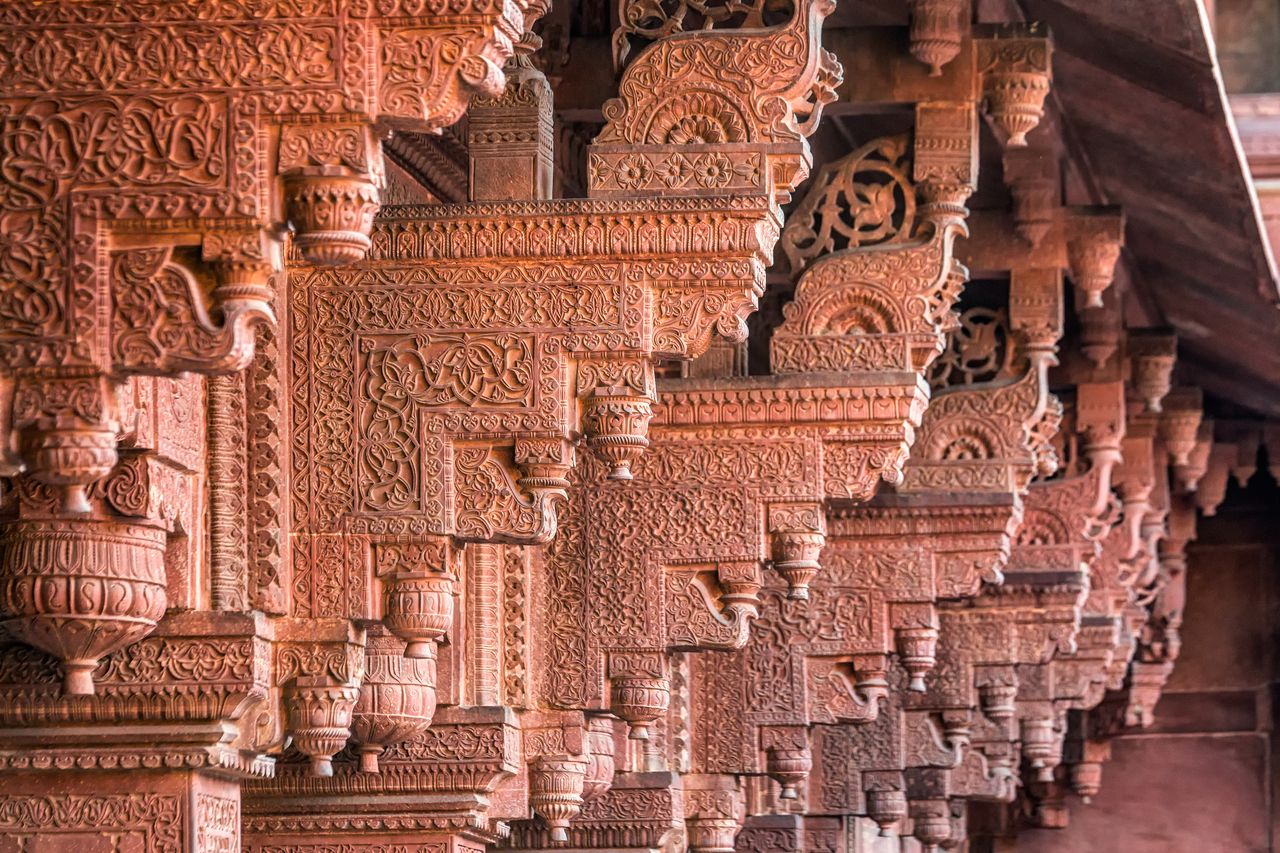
[443,0,1280,413]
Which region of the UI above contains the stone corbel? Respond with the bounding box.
[522,711,592,843]
[277,122,384,265]
[1115,415,1158,560]
[182,231,280,361]
[1009,267,1064,417]
[607,650,670,741]
[373,5,522,135]
[275,622,366,777]
[285,677,361,778]
[865,769,910,836]
[276,3,532,258]
[683,774,747,853]
[1219,419,1262,486]
[2,375,199,695]
[907,709,968,767]
[975,25,1054,148]
[1075,380,1127,526]
[1065,208,1125,311]
[1172,419,1214,494]
[1066,737,1112,803]
[665,564,761,651]
[510,769,682,850]
[578,358,656,481]
[808,655,890,725]
[1128,331,1178,413]
[20,374,178,516]
[905,344,1050,493]
[965,712,1021,797]
[1017,704,1062,783]
[1007,575,1088,662]
[976,666,1019,722]
[908,791,954,853]
[768,501,826,599]
[374,538,457,661]
[1,243,272,694]
[515,436,575,499]
[1078,285,1125,368]
[453,444,560,543]
[951,735,1017,803]
[908,0,970,76]
[1124,660,1173,728]
[583,715,621,802]
[1158,387,1204,472]
[598,0,844,206]
[893,605,941,693]
[349,624,437,773]
[761,725,813,801]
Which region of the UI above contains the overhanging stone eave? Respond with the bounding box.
[1023,0,1280,415]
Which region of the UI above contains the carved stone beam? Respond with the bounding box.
[539,370,926,742]
[803,665,969,840]
[907,571,1083,806]
[516,94,976,853]
[775,22,1057,149]
[555,23,1051,144]
[349,624,438,774]
[986,570,1088,672]
[904,383,1123,821]
[0,606,276,852]
[809,679,915,838]
[961,207,1124,317]
[836,21,1054,148]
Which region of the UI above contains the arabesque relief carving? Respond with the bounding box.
[246,0,846,848]
[0,3,1258,853]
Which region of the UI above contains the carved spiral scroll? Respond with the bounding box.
[782,134,916,273]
